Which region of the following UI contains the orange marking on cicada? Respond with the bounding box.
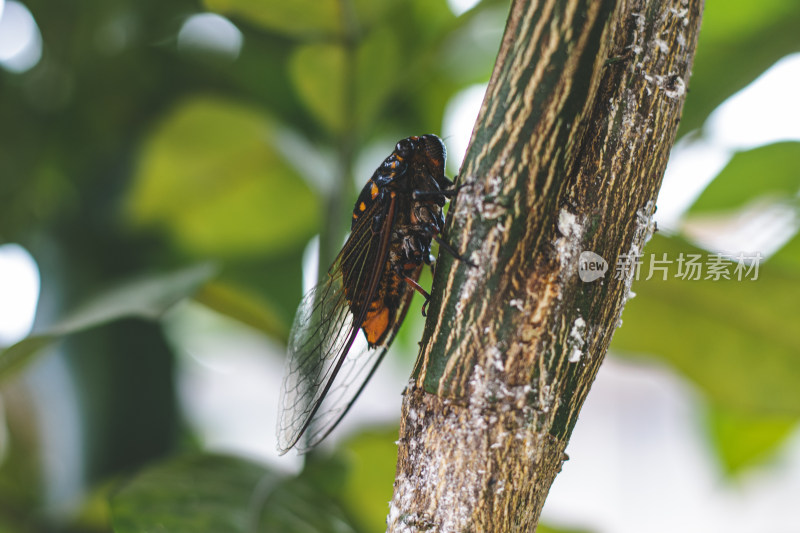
[362,306,390,345]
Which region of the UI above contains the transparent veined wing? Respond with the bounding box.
[277,197,415,454]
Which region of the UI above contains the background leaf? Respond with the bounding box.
[260,457,361,533]
[202,0,342,38]
[612,235,800,415]
[0,263,216,378]
[354,29,401,131]
[111,454,276,533]
[289,44,347,135]
[770,232,800,271]
[707,404,798,475]
[679,0,800,135]
[127,97,319,257]
[688,142,800,214]
[536,525,596,533]
[193,280,290,342]
[338,429,399,532]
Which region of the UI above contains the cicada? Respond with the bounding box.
[277,134,466,454]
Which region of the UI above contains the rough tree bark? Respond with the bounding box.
[387,0,703,531]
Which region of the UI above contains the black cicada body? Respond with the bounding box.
[277,134,459,454]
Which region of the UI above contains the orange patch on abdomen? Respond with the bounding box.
[362,306,390,345]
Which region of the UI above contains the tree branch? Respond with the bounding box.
[388,0,703,530]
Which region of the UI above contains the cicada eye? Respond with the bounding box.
[396,139,413,157]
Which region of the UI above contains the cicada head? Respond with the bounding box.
[419,134,446,170]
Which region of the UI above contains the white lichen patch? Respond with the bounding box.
[557,208,580,237]
[636,200,658,244]
[470,355,533,414]
[640,71,686,100]
[488,345,505,372]
[388,361,542,531]
[539,384,553,413]
[670,6,690,26]
[653,38,669,54]
[664,75,686,99]
[620,89,640,132]
[455,170,510,224]
[555,208,585,279]
[626,6,693,106]
[387,307,561,531]
[615,200,656,327]
[567,316,587,363]
[632,12,645,32]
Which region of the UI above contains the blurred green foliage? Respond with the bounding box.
[707,405,797,475]
[678,0,800,135]
[613,234,800,415]
[111,454,279,533]
[0,0,799,531]
[687,142,800,214]
[128,97,319,257]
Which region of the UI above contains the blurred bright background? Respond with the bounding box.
[1,0,799,532]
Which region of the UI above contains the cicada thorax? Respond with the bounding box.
[342,134,450,348]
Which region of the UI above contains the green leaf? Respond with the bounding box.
[680,0,800,135]
[0,515,36,533]
[611,235,800,414]
[536,525,596,533]
[263,457,360,533]
[289,44,347,135]
[0,264,216,378]
[111,453,361,533]
[373,0,496,136]
[707,404,798,475]
[770,232,800,272]
[216,247,307,335]
[688,142,800,214]
[355,30,401,131]
[111,454,276,533]
[285,0,498,138]
[0,384,43,531]
[127,97,319,258]
[203,0,341,38]
[351,0,401,29]
[339,429,399,532]
[193,280,290,342]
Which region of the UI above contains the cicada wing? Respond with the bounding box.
[276,271,361,453]
[299,278,417,449]
[277,273,416,454]
[277,203,387,454]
